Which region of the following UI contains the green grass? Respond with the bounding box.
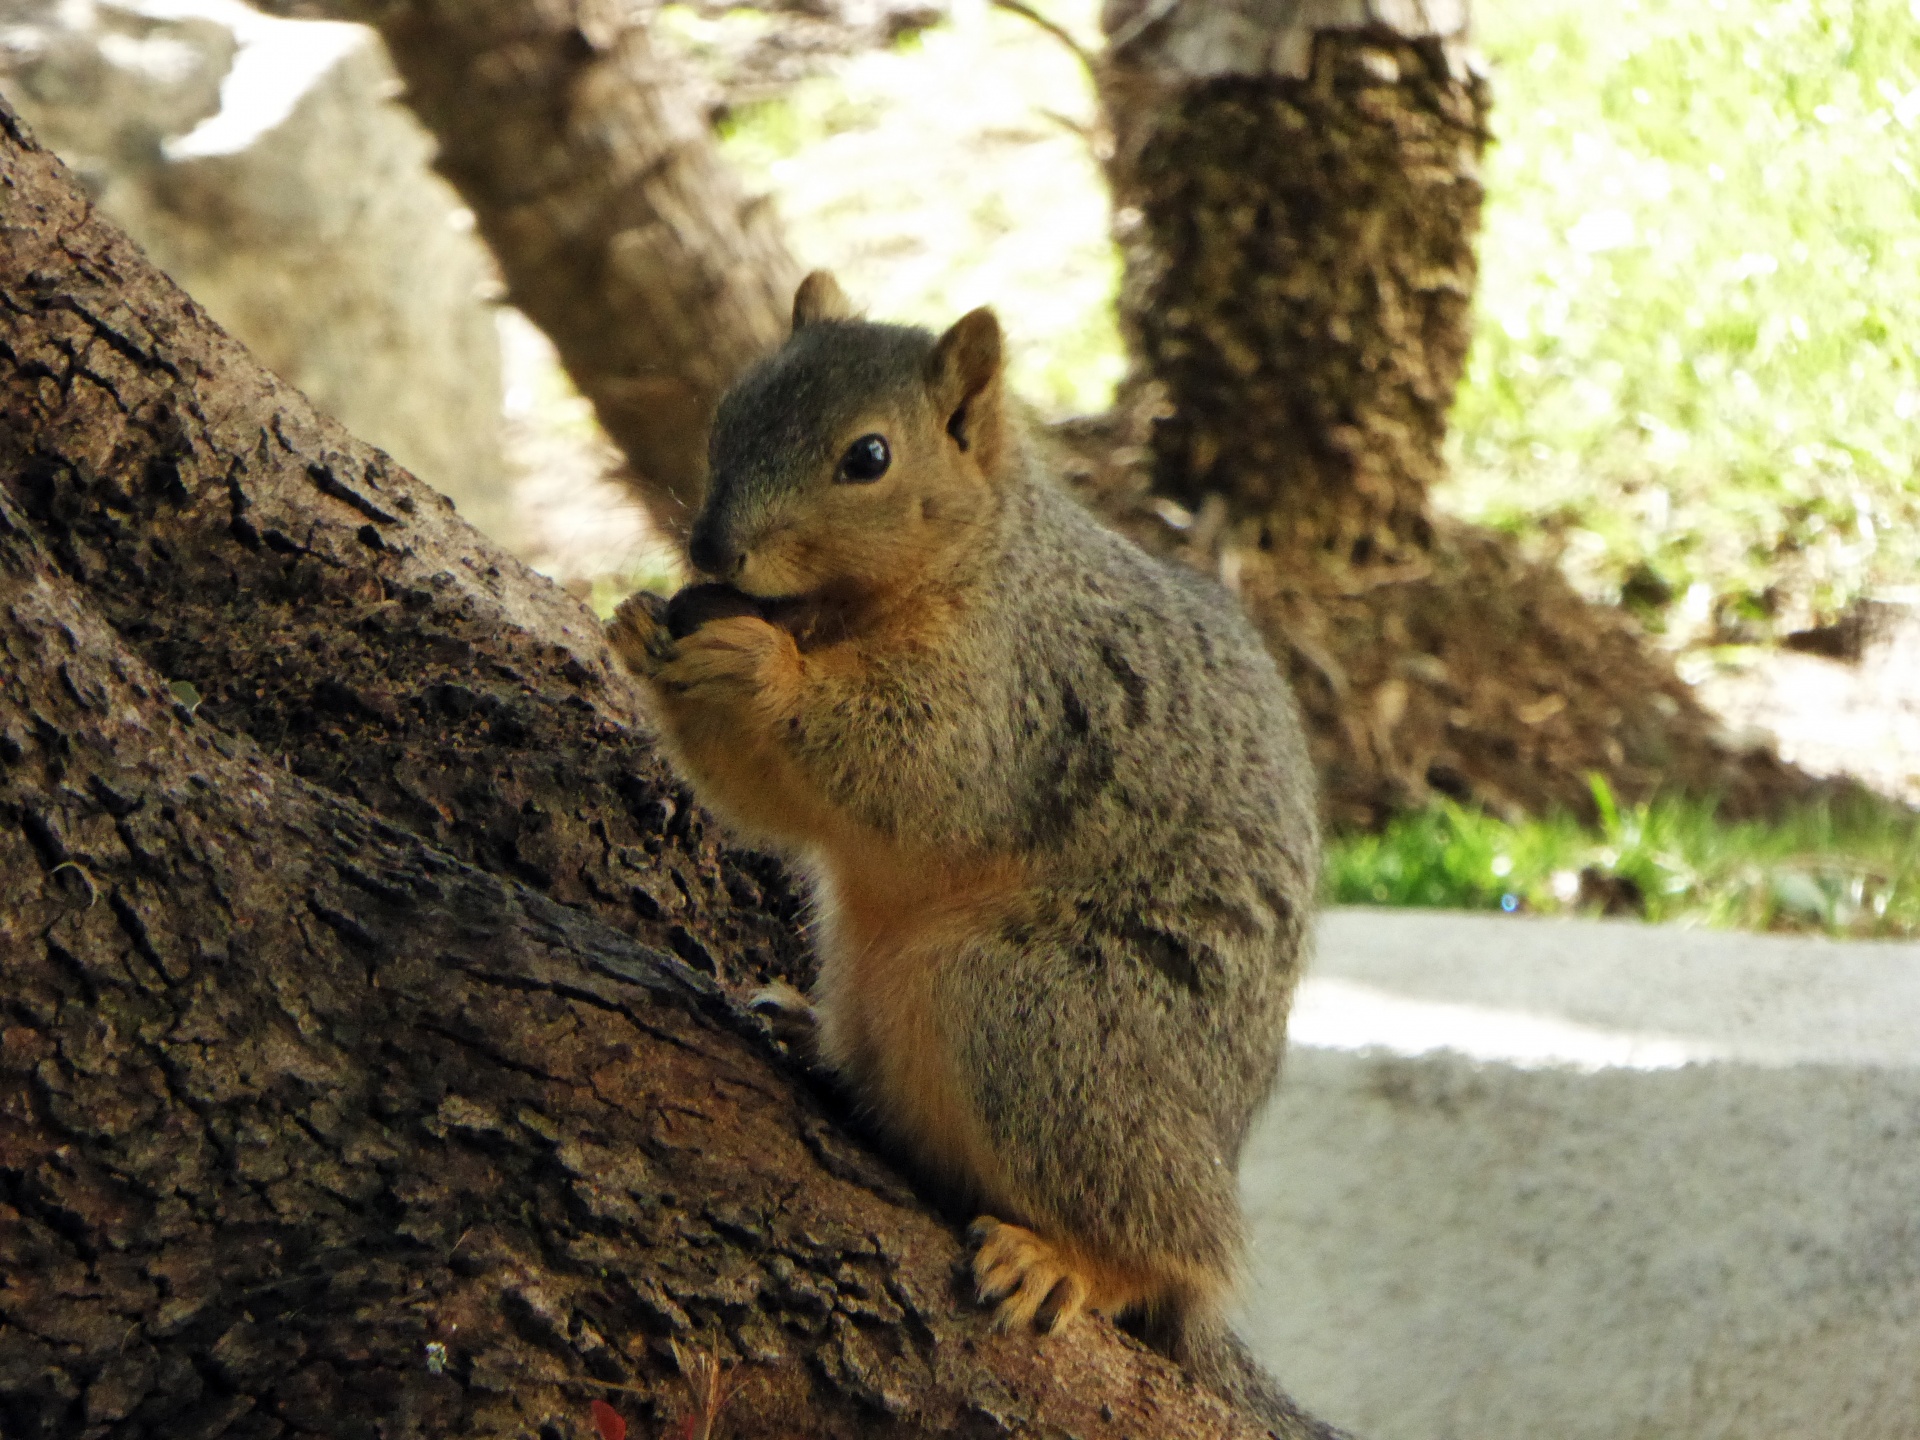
[1448,0,1920,642]
[1327,782,1920,936]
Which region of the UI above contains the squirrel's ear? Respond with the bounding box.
[792,271,854,330]
[925,307,1005,466]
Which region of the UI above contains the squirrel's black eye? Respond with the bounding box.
[836,433,891,484]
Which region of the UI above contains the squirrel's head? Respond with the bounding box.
[689,272,1012,606]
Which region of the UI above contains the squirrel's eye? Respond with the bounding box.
[836,434,891,484]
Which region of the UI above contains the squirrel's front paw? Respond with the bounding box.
[969,1217,1092,1336]
[607,590,675,679]
[655,614,797,703]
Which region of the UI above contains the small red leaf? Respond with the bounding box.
[588,1398,626,1440]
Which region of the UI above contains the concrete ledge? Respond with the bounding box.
[1239,908,1920,1440]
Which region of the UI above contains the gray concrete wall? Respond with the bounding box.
[1241,909,1920,1440]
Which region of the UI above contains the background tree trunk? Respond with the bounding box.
[1090,0,1815,826]
[274,0,804,535]
[0,106,1344,1440]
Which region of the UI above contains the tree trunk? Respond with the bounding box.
[273,0,804,533]
[0,107,1332,1440]
[1092,1,1813,826]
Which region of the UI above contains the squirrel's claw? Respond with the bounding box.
[969,1217,1092,1336]
[749,979,816,1021]
[1033,1275,1090,1335]
[749,979,819,1050]
[606,590,676,677]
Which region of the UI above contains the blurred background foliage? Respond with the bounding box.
[697,0,1119,416]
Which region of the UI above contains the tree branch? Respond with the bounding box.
[0,99,1311,1440]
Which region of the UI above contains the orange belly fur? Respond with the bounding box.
[806,829,1229,1322]
[807,832,1027,1204]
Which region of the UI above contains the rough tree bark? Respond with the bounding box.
[1088,0,1813,826]
[269,0,804,534]
[0,109,1335,1439]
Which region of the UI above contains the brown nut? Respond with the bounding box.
[666,582,766,639]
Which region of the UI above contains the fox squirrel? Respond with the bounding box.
[607,273,1322,1427]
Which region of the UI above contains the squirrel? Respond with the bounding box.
[607,272,1324,1430]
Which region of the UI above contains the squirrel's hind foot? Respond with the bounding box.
[748,979,816,1022]
[748,980,819,1049]
[969,1217,1091,1336]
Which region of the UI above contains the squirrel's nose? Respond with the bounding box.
[687,522,742,579]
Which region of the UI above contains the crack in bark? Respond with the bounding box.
[305,461,401,527]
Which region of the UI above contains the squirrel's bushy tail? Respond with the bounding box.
[1154,1313,1357,1440]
